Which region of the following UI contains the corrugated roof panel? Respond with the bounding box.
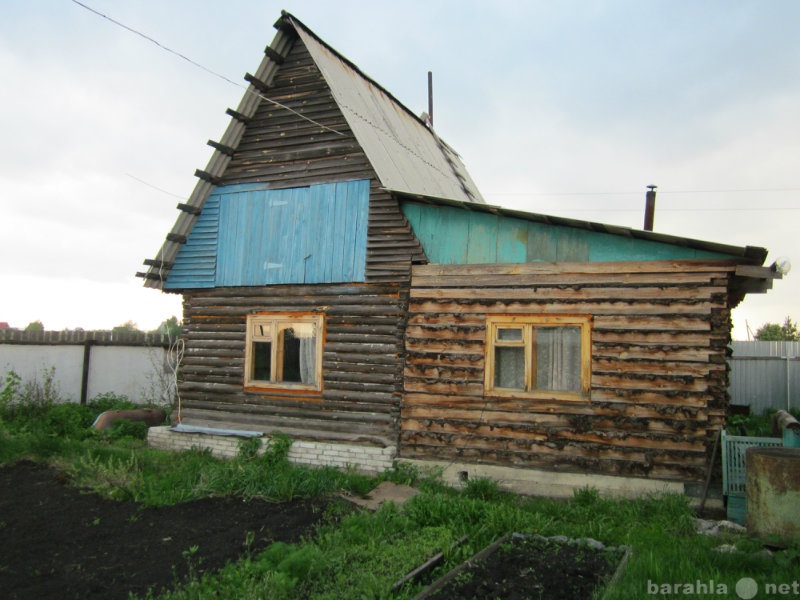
[293,24,484,205]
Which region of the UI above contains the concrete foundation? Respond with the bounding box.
[147,426,396,474]
[147,427,715,504]
[398,458,687,499]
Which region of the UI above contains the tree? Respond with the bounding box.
[152,316,182,339]
[111,321,141,335]
[754,316,800,341]
[24,320,44,332]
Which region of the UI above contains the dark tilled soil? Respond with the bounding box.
[0,461,335,600]
[426,535,623,600]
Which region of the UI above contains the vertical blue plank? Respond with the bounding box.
[213,180,368,286]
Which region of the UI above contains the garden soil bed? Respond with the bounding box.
[417,533,626,600]
[0,461,336,600]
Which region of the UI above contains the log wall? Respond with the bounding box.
[400,261,740,481]
[218,36,424,282]
[177,283,408,446]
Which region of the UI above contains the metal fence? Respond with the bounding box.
[729,341,800,414]
[0,330,174,405]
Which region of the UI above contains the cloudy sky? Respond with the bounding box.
[1,1,798,339]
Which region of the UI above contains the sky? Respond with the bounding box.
[1,0,798,339]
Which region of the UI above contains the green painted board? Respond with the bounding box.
[401,202,736,265]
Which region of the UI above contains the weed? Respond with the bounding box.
[0,370,21,407]
[236,437,262,461]
[463,476,505,501]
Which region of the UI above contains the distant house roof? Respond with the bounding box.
[140,11,482,288]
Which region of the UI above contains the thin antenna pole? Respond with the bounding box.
[427,71,434,127]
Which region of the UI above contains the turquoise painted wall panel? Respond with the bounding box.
[164,196,220,289]
[466,212,499,263]
[497,218,528,263]
[525,222,558,262]
[401,202,735,265]
[166,180,369,289]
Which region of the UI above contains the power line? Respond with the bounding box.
[514,206,800,213]
[487,188,800,196]
[70,0,347,137]
[125,173,184,199]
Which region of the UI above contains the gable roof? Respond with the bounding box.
[139,11,482,289]
[289,15,484,204]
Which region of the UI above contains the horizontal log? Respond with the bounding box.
[411,261,738,278]
[592,358,721,378]
[403,364,482,381]
[403,380,484,396]
[593,315,709,332]
[405,339,484,355]
[409,286,724,301]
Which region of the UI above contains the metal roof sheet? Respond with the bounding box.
[289,16,484,204]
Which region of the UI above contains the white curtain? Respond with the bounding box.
[536,327,581,391]
[298,329,316,384]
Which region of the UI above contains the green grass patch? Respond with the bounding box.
[2,389,799,598]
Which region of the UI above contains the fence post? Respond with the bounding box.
[80,339,95,405]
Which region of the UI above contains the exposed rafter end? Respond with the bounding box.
[176,202,202,216]
[194,169,222,186]
[244,72,271,94]
[264,46,286,64]
[274,12,294,33]
[144,259,173,269]
[226,108,252,124]
[135,271,162,281]
[166,233,187,244]
[206,139,235,156]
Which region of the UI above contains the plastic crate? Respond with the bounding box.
[721,430,782,525]
[721,430,782,496]
[720,430,782,496]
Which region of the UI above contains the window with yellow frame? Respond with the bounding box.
[485,315,592,400]
[244,313,323,392]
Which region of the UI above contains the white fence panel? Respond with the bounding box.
[729,341,800,413]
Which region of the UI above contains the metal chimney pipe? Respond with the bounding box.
[644,185,657,231]
[427,71,434,127]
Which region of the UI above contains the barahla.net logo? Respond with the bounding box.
[647,577,800,597]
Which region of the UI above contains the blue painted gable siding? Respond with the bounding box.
[401,203,736,264]
[164,180,369,289]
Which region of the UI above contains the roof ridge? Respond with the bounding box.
[280,12,428,130]
[280,12,483,203]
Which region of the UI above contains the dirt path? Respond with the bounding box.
[0,461,334,599]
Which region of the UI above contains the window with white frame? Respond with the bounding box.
[245,313,323,392]
[485,315,591,400]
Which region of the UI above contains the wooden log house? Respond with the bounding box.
[139,12,780,489]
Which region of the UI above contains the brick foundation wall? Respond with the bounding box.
[147,426,396,474]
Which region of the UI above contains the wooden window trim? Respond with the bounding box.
[485,314,592,401]
[244,313,324,395]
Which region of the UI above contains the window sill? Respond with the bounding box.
[486,389,591,403]
[244,384,323,400]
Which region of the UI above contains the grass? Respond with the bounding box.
[2,373,800,598]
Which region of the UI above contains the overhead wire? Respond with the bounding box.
[70,0,347,138]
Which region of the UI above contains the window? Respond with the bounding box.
[485,315,591,400]
[245,313,323,392]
